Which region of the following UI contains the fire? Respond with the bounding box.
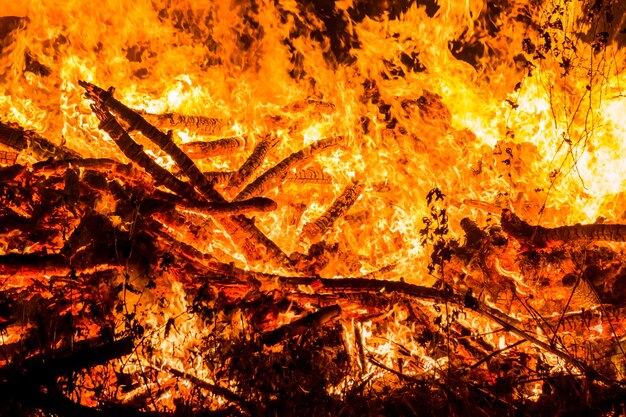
[3,0,626,414]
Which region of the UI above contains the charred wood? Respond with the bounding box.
[165,366,253,414]
[301,181,363,241]
[220,215,292,268]
[0,337,136,416]
[82,83,294,268]
[285,166,332,184]
[32,158,138,179]
[205,167,331,186]
[137,110,225,136]
[180,137,244,159]
[23,52,51,77]
[234,136,342,201]
[89,103,199,200]
[501,209,626,246]
[0,120,79,160]
[277,276,593,373]
[0,253,68,278]
[80,81,222,201]
[226,134,279,190]
[0,150,17,165]
[0,120,31,150]
[460,217,487,248]
[22,388,166,417]
[203,170,235,185]
[139,196,277,217]
[0,160,23,179]
[0,336,134,387]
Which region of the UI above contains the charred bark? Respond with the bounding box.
[139,195,277,217]
[180,137,244,158]
[0,120,79,160]
[137,110,225,136]
[501,209,626,246]
[82,82,291,269]
[203,170,235,185]
[226,134,279,190]
[234,136,342,201]
[80,81,222,201]
[89,103,199,200]
[301,181,363,241]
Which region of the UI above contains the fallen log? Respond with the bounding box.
[164,366,253,414]
[0,253,69,278]
[0,336,134,387]
[501,209,626,246]
[277,276,593,374]
[0,337,136,417]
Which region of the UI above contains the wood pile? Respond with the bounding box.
[1,83,626,417]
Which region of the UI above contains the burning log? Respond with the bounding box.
[0,163,25,181]
[139,195,277,217]
[226,134,279,190]
[19,390,165,417]
[0,336,134,386]
[221,215,291,267]
[501,209,626,246]
[82,82,292,269]
[180,137,244,158]
[0,150,18,165]
[31,158,138,178]
[150,224,235,276]
[89,103,199,200]
[137,110,225,136]
[80,81,222,201]
[460,217,487,248]
[234,136,342,201]
[301,181,364,241]
[0,253,69,278]
[261,304,342,346]
[206,166,333,186]
[285,166,333,184]
[0,120,27,150]
[277,276,593,373]
[203,170,235,185]
[0,120,79,160]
